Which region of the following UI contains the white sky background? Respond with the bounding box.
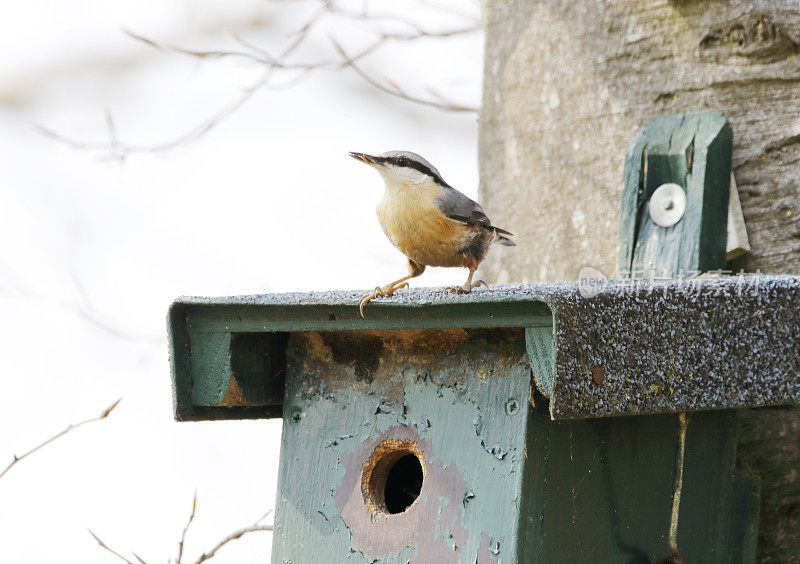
[0,1,482,562]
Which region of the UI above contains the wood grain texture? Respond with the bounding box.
[479,1,800,558]
[518,405,679,563]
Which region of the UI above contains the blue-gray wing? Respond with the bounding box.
[434,186,514,237]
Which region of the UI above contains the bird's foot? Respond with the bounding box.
[359,282,410,317]
[444,280,487,295]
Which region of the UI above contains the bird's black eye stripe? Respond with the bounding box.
[380,154,450,186]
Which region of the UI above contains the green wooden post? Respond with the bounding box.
[616,112,757,562]
[619,112,732,277]
[517,112,752,563]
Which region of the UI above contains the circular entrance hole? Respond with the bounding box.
[362,440,424,515]
[384,454,423,514]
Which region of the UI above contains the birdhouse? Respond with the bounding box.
[167,113,800,562]
[168,276,799,563]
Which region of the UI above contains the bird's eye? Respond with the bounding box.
[397,157,409,167]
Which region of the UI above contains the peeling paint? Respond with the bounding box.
[271,327,531,562]
[336,426,468,560]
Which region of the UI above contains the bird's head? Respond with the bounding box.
[349,150,448,190]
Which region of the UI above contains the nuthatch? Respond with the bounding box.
[349,150,515,317]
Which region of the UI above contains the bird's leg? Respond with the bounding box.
[445,268,487,295]
[359,260,425,317]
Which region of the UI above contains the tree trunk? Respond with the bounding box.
[479,0,800,559]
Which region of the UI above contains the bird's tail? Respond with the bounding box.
[492,227,516,247]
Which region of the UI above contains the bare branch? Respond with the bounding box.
[88,530,142,564]
[123,20,478,71]
[122,29,164,52]
[331,39,477,112]
[39,6,324,160]
[414,0,481,22]
[39,0,480,158]
[176,492,198,564]
[123,29,271,65]
[0,399,121,481]
[327,0,480,39]
[88,491,272,563]
[193,521,273,564]
[33,76,265,160]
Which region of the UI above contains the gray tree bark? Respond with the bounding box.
[478,1,800,560]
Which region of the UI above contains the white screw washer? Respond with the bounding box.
[648,183,686,228]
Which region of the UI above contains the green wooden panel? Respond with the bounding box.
[229,332,287,406]
[186,301,552,334]
[617,112,758,563]
[272,329,533,562]
[189,331,231,406]
[676,411,738,562]
[516,408,758,563]
[190,332,288,408]
[728,471,761,563]
[177,300,551,419]
[674,411,763,564]
[525,326,555,397]
[518,401,679,562]
[618,112,732,276]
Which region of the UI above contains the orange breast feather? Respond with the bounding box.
[377,184,470,268]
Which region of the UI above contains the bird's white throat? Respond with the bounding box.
[377,165,435,193]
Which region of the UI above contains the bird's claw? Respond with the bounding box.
[444,280,487,295]
[359,282,409,318]
[359,289,383,318]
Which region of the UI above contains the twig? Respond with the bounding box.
[193,520,273,564]
[124,30,271,65]
[38,0,480,158]
[33,74,266,160]
[124,22,478,72]
[38,7,322,161]
[176,492,198,564]
[323,0,479,34]
[88,530,142,564]
[331,39,477,112]
[0,399,121,481]
[415,0,481,21]
[88,494,272,563]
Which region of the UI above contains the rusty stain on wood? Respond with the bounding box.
[290,328,522,405]
[218,375,252,407]
[591,365,604,386]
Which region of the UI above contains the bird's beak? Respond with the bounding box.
[349,152,378,165]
